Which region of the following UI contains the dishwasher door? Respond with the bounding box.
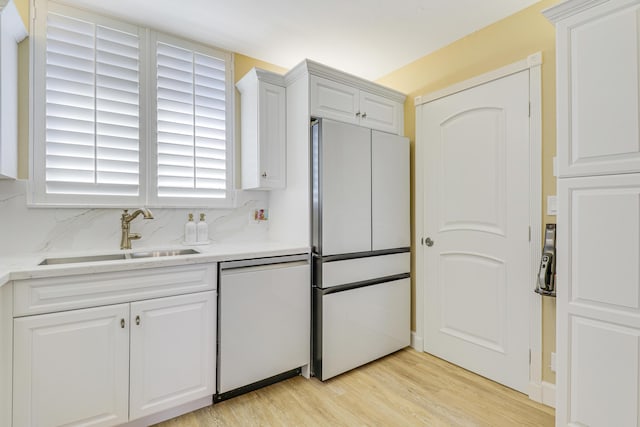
[217,254,310,394]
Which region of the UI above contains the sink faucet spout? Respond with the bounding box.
[120,208,154,250]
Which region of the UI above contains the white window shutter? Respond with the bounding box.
[156,42,228,199]
[42,10,140,199]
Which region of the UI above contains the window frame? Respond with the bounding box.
[29,0,236,208]
[148,31,235,208]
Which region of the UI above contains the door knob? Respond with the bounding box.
[425,237,434,247]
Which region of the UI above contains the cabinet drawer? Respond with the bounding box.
[13,263,217,316]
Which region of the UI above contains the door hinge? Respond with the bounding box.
[529,226,531,242]
[529,349,531,365]
[528,102,531,118]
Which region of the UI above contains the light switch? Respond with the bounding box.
[547,196,557,216]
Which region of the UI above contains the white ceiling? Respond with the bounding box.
[59,0,541,81]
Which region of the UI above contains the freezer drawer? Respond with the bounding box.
[314,278,410,380]
[218,257,310,394]
[316,251,410,289]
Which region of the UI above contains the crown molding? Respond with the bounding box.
[542,0,610,23]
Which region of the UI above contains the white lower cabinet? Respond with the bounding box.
[129,292,215,420]
[13,304,130,427]
[13,291,216,427]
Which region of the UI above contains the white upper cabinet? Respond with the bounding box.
[553,0,640,177]
[237,68,286,190]
[309,71,404,135]
[310,76,360,125]
[0,0,27,179]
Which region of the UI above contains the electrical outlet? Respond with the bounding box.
[550,352,556,372]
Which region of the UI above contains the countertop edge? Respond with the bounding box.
[0,243,310,286]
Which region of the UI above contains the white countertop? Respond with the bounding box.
[0,241,310,286]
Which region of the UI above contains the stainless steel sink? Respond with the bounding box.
[127,249,200,259]
[39,249,200,265]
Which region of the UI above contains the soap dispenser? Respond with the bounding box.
[184,213,196,244]
[197,213,209,243]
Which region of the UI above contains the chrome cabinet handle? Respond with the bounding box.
[120,318,125,329]
[425,237,434,247]
[135,315,141,326]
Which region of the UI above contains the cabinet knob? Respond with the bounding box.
[355,111,361,117]
[120,318,125,329]
[424,237,434,247]
[261,172,267,178]
[135,315,141,326]
[362,112,367,119]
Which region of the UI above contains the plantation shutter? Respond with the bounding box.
[156,41,228,199]
[44,11,140,196]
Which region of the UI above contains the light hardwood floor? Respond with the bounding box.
[155,348,555,426]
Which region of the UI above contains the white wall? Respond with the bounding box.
[0,180,270,256]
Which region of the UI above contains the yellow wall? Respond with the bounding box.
[376,0,559,384]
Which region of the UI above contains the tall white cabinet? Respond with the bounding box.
[544,1,640,425]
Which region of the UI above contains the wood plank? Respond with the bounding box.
[154,348,555,426]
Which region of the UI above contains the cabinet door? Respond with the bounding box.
[218,260,310,393]
[310,75,359,124]
[557,173,640,426]
[13,304,130,427]
[319,119,372,255]
[129,291,215,420]
[557,1,640,177]
[257,81,286,188]
[371,131,410,250]
[360,91,403,135]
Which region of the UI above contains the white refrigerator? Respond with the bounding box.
[311,118,411,380]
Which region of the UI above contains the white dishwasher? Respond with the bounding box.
[216,254,310,400]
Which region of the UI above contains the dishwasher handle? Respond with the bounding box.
[219,253,309,271]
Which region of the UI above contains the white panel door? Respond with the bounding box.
[218,261,310,393]
[13,304,130,427]
[557,0,640,177]
[321,278,410,380]
[320,119,372,255]
[372,130,410,250]
[129,291,215,420]
[310,75,359,125]
[420,70,531,392]
[557,173,640,426]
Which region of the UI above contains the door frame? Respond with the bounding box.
[413,52,544,402]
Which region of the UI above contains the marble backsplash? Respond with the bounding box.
[0,179,270,257]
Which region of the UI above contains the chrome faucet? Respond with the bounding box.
[120,208,154,250]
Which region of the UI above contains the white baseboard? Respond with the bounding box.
[528,380,555,408]
[411,331,424,352]
[528,381,542,403]
[542,381,556,408]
